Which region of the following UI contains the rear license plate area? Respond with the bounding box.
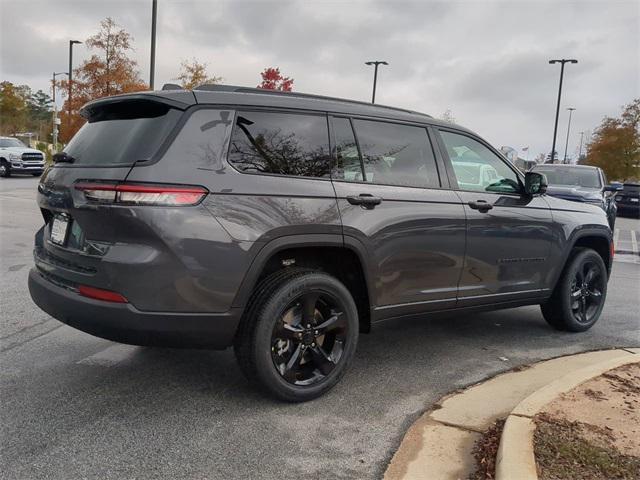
[50,215,70,246]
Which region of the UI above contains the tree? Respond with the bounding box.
[534,153,546,164]
[257,67,293,91]
[585,99,640,181]
[0,81,28,135]
[28,90,53,122]
[58,17,147,143]
[0,82,53,141]
[175,58,223,90]
[439,109,456,124]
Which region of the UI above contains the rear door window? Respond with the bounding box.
[227,111,332,178]
[352,119,440,188]
[64,100,182,166]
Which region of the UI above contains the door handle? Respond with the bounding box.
[468,200,493,212]
[346,194,382,209]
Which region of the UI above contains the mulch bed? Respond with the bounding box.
[468,419,505,480]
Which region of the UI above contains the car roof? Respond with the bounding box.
[81,84,475,134]
[534,164,598,170]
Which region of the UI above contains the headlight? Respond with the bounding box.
[8,153,20,160]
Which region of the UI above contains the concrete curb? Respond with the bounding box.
[495,353,640,480]
[384,348,639,480]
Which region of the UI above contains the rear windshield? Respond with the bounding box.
[623,184,640,193]
[533,166,601,188]
[63,101,181,166]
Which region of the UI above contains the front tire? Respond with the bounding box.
[0,161,10,178]
[234,268,359,402]
[541,248,607,332]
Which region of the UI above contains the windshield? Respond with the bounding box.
[534,167,601,188]
[64,101,181,166]
[0,138,26,148]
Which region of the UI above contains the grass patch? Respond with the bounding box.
[534,415,640,480]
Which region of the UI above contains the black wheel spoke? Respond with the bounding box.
[283,344,303,381]
[315,311,344,334]
[275,321,303,340]
[301,293,319,326]
[580,296,588,322]
[584,266,597,285]
[310,345,336,375]
[589,289,603,304]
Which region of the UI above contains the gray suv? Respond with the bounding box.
[28,86,613,401]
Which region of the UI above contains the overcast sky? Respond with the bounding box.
[1,0,638,158]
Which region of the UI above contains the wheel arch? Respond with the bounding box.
[232,234,374,333]
[551,229,613,292]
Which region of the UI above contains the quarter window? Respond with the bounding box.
[353,119,439,188]
[440,131,521,194]
[227,111,332,178]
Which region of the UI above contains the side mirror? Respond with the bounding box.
[603,182,623,192]
[524,171,547,196]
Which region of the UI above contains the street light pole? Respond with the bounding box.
[548,58,578,164]
[68,40,82,139]
[578,131,585,162]
[365,60,388,104]
[150,0,157,90]
[563,107,576,164]
[52,71,68,153]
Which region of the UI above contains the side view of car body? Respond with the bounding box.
[0,136,46,177]
[28,86,614,401]
[531,164,619,228]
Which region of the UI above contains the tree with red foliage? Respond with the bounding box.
[257,67,293,91]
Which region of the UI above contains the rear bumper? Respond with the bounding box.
[28,268,240,349]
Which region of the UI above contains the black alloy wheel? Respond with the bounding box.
[271,291,348,386]
[569,259,605,325]
[234,268,359,402]
[541,248,608,332]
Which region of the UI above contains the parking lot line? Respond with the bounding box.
[614,228,620,249]
[631,230,638,255]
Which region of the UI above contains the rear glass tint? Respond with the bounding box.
[64,101,181,166]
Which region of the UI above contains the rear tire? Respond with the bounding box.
[541,248,607,332]
[234,268,359,402]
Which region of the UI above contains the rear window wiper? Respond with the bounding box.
[53,152,77,164]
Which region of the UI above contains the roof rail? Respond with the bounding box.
[193,84,432,118]
[161,83,183,90]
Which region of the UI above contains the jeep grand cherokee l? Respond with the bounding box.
[28,86,613,402]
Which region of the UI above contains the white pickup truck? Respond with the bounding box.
[0,137,46,178]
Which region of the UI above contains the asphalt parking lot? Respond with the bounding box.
[1,176,639,480]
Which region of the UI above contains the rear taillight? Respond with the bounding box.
[75,182,207,206]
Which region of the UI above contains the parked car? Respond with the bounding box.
[28,86,613,401]
[614,183,640,218]
[0,136,46,177]
[531,164,619,228]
